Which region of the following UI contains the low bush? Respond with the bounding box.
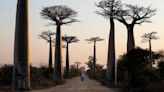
[0,64,13,85]
[0,65,65,90]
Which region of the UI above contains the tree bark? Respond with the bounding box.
[107,18,115,82]
[126,24,135,52]
[93,42,96,79]
[149,39,152,62]
[54,25,63,81]
[49,39,52,68]
[65,42,70,78]
[12,0,30,90]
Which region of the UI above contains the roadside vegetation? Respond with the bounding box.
[0,64,80,91]
[86,48,164,92]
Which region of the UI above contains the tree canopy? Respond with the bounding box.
[116,4,156,25]
[95,0,122,19]
[62,35,79,43]
[41,5,78,25]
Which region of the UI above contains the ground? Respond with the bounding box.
[29,76,120,92]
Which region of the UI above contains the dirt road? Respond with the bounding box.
[29,76,119,92]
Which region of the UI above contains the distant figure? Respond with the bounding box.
[80,70,85,82]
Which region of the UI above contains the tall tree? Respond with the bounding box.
[38,30,55,68]
[142,31,159,62]
[62,35,79,78]
[12,0,30,90]
[116,5,156,51]
[96,0,121,82]
[40,5,78,81]
[85,37,104,79]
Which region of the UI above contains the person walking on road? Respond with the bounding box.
[80,71,85,81]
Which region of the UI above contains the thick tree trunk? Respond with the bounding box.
[12,0,30,90]
[93,42,96,79]
[54,25,63,81]
[107,18,115,82]
[49,39,52,68]
[65,42,70,78]
[127,25,135,52]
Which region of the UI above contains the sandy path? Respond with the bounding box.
[29,76,119,92]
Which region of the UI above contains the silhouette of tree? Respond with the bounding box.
[38,30,55,68]
[85,37,104,79]
[96,0,121,82]
[85,56,94,70]
[62,35,79,78]
[41,5,78,81]
[158,61,164,79]
[116,5,156,51]
[142,31,159,62]
[74,62,81,70]
[117,48,160,88]
[13,0,30,90]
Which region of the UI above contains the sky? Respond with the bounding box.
[0,0,164,68]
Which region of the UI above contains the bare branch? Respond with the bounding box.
[116,4,156,25]
[141,31,159,43]
[95,0,122,19]
[61,19,79,25]
[38,30,55,42]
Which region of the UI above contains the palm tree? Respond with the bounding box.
[12,0,30,90]
[38,30,55,68]
[142,31,159,62]
[85,37,104,79]
[116,5,156,52]
[62,35,79,78]
[96,0,121,82]
[40,5,78,81]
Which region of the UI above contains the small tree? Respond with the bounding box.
[116,5,156,51]
[85,37,104,79]
[38,30,55,68]
[41,5,78,81]
[142,32,159,62]
[74,62,81,70]
[85,56,94,78]
[62,35,79,78]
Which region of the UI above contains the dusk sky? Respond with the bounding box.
[0,0,164,68]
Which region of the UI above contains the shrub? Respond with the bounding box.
[0,65,64,90]
[0,64,13,85]
[117,48,160,88]
[158,61,164,79]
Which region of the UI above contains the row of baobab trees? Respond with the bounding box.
[13,0,156,91]
[38,30,105,79]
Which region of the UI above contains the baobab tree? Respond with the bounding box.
[62,35,79,78]
[13,0,30,90]
[116,5,156,52]
[74,61,81,70]
[38,30,55,68]
[85,37,104,79]
[142,31,159,62]
[40,5,78,81]
[96,0,121,82]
